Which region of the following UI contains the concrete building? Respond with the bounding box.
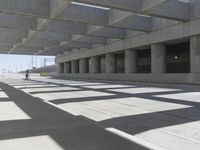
[0,0,200,84]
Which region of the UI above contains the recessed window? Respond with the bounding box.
[137,49,151,73]
[166,42,190,73]
[116,53,125,73]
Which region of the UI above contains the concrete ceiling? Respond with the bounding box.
[0,0,190,56]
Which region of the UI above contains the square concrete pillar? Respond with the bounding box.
[64,62,71,73]
[90,56,100,73]
[125,49,137,73]
[58,63,64,73]
[106,53,116,73]
[79,58,88,73]
[151,44,166,73]
[190,36,200,73]
[71,60,79,73]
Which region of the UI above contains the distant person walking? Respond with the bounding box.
[25,69,30,81]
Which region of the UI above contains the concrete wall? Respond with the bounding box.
[53,73,200,85]
[54,0,200,85]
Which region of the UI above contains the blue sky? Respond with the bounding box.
[0,54,55,73]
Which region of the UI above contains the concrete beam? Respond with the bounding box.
[141,0,168,10]
[62,41,92,49]
[87,25,126,39]
[0,0,192,56]
[0,45,12,49]
[75,0,189,21]
[74,0,142,12]
[111,15,151,32]
[41,20,87,34]
[0,27,27,38]
[145,0,190,21]
[23,39,60,48]
[0,37,21,44]
[37,46,70,55]
[0,0,49,17]
[14,46,41,52]
[0,13,36,30]
[56,3,109,25]
[54,2,151,32]
[56,18,200,63]
[72,35,106,44]
[30,31,71,41]
[109,9,151,32]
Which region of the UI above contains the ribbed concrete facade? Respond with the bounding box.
[0,0,200,84]
[54,0,200,84]
[56,0,200,84]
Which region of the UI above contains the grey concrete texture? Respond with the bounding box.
[190,35,200,73]
[54,73,200,85]
[106,53,116,73]
[125,49,137,73]
[0,0,198,56]
[71,60,79,73]
[0,76,147,150]
[55,0,200,61]
[2,73,200,150]
[79,58,88,73]
[151,43,166,73]
[64,62,71,73]
[90,56,100,74]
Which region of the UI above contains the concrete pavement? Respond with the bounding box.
[1,73,200,149]
[0,74,147,150]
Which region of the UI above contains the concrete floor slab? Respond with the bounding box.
[81,84,134,89]
[154,92,200,103]
[0,75,146,150]
[0,91,8,98]
[0,102,31,121]
[108,87,181,94]
[22,86,80,93]
[13,84,58,88]
[33,90,115,101]
[0,135,65,150]
[1,73,200,150]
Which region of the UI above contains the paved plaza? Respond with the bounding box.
[0,73,200,150]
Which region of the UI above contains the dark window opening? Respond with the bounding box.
[100,55,106,73]
[116,53,125,73]
[137,49,151,73]
[166,42,190,73]
[68,62,71,73]
[60,63,64,73]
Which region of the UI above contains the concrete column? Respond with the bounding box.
[151,44,166,73]
[125,49,137,73]
[64,62,71,73]
[106,53,116,73]
[79,58,88,73]
[58,63,64,73]
[71,60,79,73]
[190,36,200,73]
[90,56,100,73]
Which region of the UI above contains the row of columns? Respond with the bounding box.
[59,36,200,74]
